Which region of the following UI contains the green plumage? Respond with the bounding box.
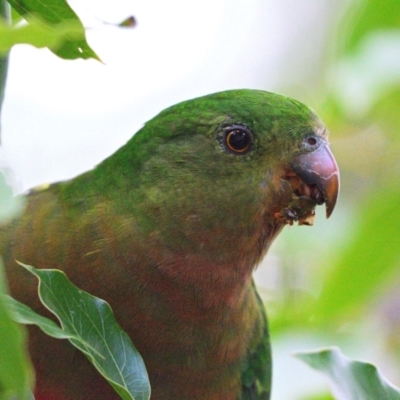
[0,89,329,400]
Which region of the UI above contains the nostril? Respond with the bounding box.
[307,137,317,146]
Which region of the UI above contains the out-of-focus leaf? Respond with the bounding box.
[10,5,22,24]
[21,263,150,400]
[368,86,400,139]
[0,171,24,224]
[7,0,99,60]
[299,394,334,400]
[295,347,400,400]
[0,261,34,400]
[342,0,400,54]
[313,184,400,323]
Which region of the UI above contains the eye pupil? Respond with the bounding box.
[307,137,317,145]
[226,129,251,153]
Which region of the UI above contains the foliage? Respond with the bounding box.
[0,175,31,398]
[295,347,400,400]
[271,0,400,333]
[2,0,99,60]
[9,264,150,400]
[0,261,33,400]
[0,172,24,222]
[267,0,400,397]
[313,185,400,324]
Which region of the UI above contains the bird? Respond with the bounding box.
[0,89,339,400]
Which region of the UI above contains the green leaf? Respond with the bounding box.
[0,17,86,54]
[295,347,400,400]
[20,263,150,400]
[5,294,86,341]
[10,4,22,25]
[0,260,34,400]
[7,0,99,60]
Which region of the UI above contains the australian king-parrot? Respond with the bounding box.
[0,89,339,399]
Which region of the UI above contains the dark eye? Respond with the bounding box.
[306,137,317,145]
[225,129,251,154]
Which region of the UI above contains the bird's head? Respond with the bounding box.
[106,89,339,265]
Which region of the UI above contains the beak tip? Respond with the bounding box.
[325,198,337,219]
[324,174,340,219]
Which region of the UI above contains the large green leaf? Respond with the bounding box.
[295,347,400,400]
[20,263,150,400]
[7,0,99,60]
[0,261,34,400]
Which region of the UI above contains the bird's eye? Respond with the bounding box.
[225,129,252,154]
[306,137,317,145]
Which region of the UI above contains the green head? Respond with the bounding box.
[95,89,339,267]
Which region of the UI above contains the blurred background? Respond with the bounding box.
[1,0,400,398]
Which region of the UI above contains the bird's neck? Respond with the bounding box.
[154,255,252,315]
[134,217,283,318]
